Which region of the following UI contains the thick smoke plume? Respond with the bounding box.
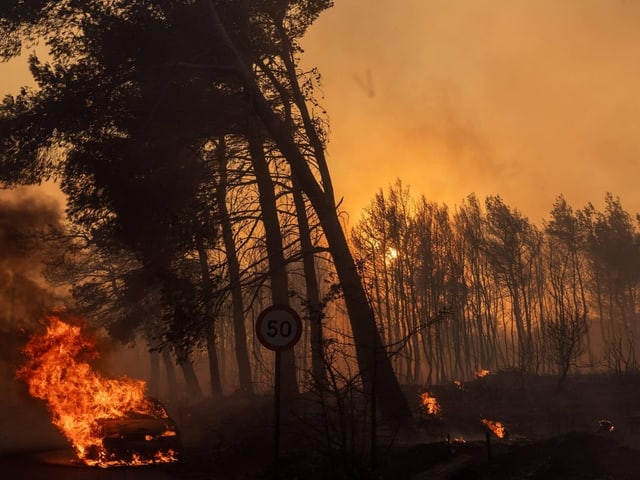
[0,187,65,406]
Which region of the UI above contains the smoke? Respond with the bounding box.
[301,0,640,223]
[0,188,65,325]
[0,187,65,409]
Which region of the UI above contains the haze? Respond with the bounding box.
[301,0,640,223]
[2,0,639,223]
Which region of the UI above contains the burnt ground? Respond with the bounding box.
[3,372,640,479]
[163,373,640,479]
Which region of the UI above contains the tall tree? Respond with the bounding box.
[211,136,254,394]
[582,194,640,370]
[483,196,542,373]
[543,196,589,386]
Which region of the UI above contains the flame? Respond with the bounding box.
[481,418,506,438]
[475,369,491,378]
[598,419,615,432]
[17,314,178,467]
[446,436,466,444]
[453,380,463,389]
[419,391,441,415]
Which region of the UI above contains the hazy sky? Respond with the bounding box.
[301,0,640,224]
[1,0,639,225]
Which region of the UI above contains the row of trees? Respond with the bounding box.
[351,180,640,387]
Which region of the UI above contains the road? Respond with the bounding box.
[0,450,179,480]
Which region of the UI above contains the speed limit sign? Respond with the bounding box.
[256,305,302,351]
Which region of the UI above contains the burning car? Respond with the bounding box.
[17,315,180,467]
[85,399,180,466]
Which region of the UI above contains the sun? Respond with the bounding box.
[385,247,399,262]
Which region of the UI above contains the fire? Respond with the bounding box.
[453,380,463,389]
[446,435,466,444]
[17,314,178,467]
[419,391,441,415]
[481,418,507,439]
[475,369,491,378]
[597,419,615,433]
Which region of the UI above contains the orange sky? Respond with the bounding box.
[301,0,640,225]
[1,0,639,226]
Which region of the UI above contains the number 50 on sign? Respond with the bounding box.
[256,305,303,351]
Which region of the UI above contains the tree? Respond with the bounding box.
[580,194,640,371]
[543,196,589,387]
[0,0,229,398]
[483,196,542,373]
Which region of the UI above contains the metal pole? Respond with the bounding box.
[274,350,281,480]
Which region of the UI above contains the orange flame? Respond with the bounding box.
[481,418,506,438]
[475,369,491,378]
[419,391,441,415]
[17,314,178,467]
[447,436,466,444]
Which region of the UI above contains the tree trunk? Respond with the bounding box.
[148,350,161,398]
[162,348,178,402]
[247,123,298,399]
[214,136,253,394]
[292,182,326,390]
[196,236,223,396]
[206,332,223,396]
[179,356,204,399]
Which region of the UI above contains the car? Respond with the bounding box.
[85,399,181,466]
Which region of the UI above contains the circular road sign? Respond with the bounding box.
[256,305,303,351]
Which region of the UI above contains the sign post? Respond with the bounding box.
[256,305,302,480]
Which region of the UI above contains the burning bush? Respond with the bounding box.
[481,418,507,439]
[419,391,441,416]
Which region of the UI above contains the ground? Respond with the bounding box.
[3,372,640,479]
[163,372,640,479]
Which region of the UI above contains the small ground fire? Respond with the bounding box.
[481,418,507,439]
[419,391,441,416]
[16,313,179,467]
